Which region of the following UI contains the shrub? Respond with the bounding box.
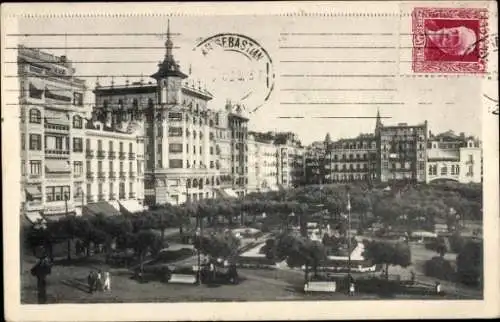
[424,256,455,281]
[449,232,466,253]
[456,240,482,287]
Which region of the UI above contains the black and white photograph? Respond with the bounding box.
[2,1,499,321]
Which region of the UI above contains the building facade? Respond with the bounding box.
[376,111,428,183]
[426,131,482,183]
[84,120,145,211]
[92,25,249,205]
[324,134,377,183]
[18,46,88,219]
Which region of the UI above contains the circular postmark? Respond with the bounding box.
[192,33,275,113]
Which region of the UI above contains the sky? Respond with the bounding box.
[9,14,485,145]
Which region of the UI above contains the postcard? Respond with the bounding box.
[2,1,499,321]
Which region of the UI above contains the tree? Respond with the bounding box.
[362,240,411,279]
[135,229,161,273]
[194,232,241,261]
[276,234,326,283]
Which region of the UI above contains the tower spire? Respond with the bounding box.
[375,107,383,133]
[165,19,173,59]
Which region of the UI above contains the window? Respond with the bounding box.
[210,146,213,155]
[210,161,214,169]
[87,183,91,196]
[30,160,42,175]
[46,186,70,202]
[73,92,83,106]
[73,137,83,152]
[73,161,83,175]
[441,165,447,175]
[119,142,123,153]
[129,142,133,153]
[21,133,25,150]
[168,127,182,137]
[169,143,183,153]
[29,83,44,99]
[108,141,113,151]
[109,182,114,196]
[72,115,83,128]
[109,160,113,172]
[193,145,196,154]
[169,159,183,168]
[86,138,91,150]
[199,146,203,155]
[29,134,42,150]
[169,112,182,121]
[103,100,109,108]
[30,108,42,124]
[456,165,460,175]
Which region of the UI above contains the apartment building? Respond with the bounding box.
[19,46,88,220]
[324,133,377,183]
[84,119,145,212]
[376,111,428,183]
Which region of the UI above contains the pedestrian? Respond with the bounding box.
[435,281,442,295]
[349,282,355,296]
[96,270,103,291]
[103,272,111,291]
[87,271,96,294]
[410,270,416,285]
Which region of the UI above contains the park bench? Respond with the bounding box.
[168,274,197,284]
[304,281,337,293]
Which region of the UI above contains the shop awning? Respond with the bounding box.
[44,109,70,125]
[108,200,121,211]
[25,211,46,225]
[223,188,238,198]
[25,186,42,198]
[118,200,144,214]
[83,201,121,217]
[45,160,70,173]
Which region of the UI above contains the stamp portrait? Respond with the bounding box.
[412,7,489,73]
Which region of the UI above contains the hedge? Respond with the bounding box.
[424,256,455,281]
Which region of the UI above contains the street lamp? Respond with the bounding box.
[346,186,352,281]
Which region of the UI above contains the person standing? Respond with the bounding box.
[31,256,52,304]
[103,272,111,291]
[435,281,442,295]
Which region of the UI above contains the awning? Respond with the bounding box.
[82,201,121,217]
[29,78,45,90]
[118,200,144,214]
[25,186,42,198]
[44,109,70,125]
[45,160,70,173]
[108,200,121,211]
[45,84,72,102]
[25,211,46,225]
[214,188,230,199]
[223,188,238,198]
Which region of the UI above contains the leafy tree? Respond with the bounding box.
[193,232,241,261]
[135,229,161,273]
[362,240,411,279]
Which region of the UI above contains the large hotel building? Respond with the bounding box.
[92,26,251,206]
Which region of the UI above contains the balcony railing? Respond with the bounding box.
[45,149,70,157]
[86,171,94,179]
[128,152,135,160]
[119,151,126,159]
[86,150,94,158]
[44,123,70,133]
[109,193,116,200]
[97,150,106,159]
[119,171,126,179]
[119,194,126,200]
[98,194,105,201]
[129,171,136,178]
[108,151,116,159]
[109,171,116,180]
[87,195,94,202]
[129,192,136,199]
[97,172,106,179]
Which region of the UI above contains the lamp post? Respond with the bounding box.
[64,194,71,261]
[346,187,352,281]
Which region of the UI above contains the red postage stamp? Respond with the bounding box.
[412,7,489,73]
